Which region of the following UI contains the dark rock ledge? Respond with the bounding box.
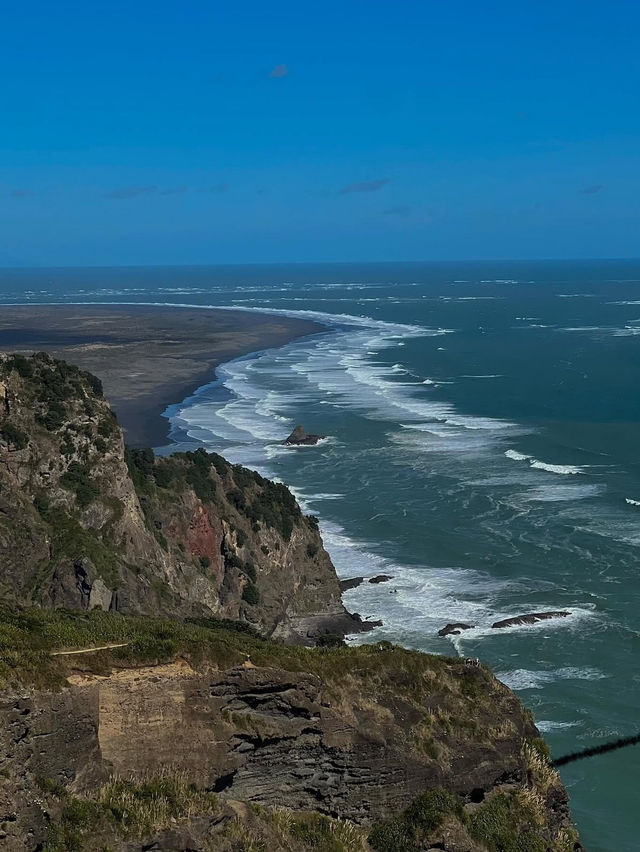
[283,425,326,446]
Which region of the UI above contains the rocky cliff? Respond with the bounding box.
[0,607,580,851]
[0,353,582,851]
[0,352,362,642]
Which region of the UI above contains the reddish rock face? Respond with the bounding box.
[186,503,224,575]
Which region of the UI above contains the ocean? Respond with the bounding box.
[2,259,640,850]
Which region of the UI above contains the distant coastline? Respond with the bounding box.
[0,304,323,447]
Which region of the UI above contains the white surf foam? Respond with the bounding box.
[496,666,606,691]
[521,483,605,502]
[505,449,586,475]
[536,720,582,733]
[625,498,640,507]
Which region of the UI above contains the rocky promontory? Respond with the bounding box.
[0,353,357,645]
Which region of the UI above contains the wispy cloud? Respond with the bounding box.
[383,205,411,217]
[579,184,604,195]
[205,183,228,194]
[340,178,390,195]
[105,185,157,200]
[159,186,188,196]
[269,64,289,78]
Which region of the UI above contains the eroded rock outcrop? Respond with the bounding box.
[0,636,581,850]
[0,353,357,643]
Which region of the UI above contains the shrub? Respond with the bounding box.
[368,788,465,851]
[7,353,33,378]
[405,788,464,834]
[199,556,211,569]
[316,633,346,648]
[60,462,100,508]
[243,562,257,582]
[242,582,260,606]
[33,493,50,517]
[469,791,546,852]
[368,819,415,852]
[37,400,66,432]
[183,449,218,503]
[125,447,155,488]
[97,418,116,439]
[82,371,103,397]
[0,423,27,450]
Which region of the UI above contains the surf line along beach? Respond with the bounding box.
[0,304,324,448]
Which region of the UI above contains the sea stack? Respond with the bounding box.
[284,424,325,446]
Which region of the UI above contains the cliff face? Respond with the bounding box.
[0,612,580,851]
[0,353,356,641]
[0,353,582,851]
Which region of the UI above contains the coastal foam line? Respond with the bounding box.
[3,300,606,663]
[135,300,601,661]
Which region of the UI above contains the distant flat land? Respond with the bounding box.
[0,305,321,447]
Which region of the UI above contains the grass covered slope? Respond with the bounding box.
[0,352,352,640]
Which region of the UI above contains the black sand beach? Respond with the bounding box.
[0,305,322,446]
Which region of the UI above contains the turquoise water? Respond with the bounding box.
[2,260,640,849]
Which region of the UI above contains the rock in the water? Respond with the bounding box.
[491,611,570,629]
[339,576,364,592]
[284,424,325,446]
[368,574,394,584]
[438,622,474,637]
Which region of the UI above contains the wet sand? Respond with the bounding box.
[0,305,322,446]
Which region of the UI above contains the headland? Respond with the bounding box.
[0,304,322,447]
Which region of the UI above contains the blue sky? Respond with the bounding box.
[1,0,638,265]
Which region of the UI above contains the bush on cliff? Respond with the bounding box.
[368,787,464,851]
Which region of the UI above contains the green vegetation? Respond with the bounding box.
[468,790,546,852]
[246,477,301,540]
[0,422,28,450]
[242,581,261,606]
[4,353,33,378]
[60,462,100,508]
[41,508,118,589]
[0,604,468,695]
[42,776,219,850]
[368,788,464,851]
[369,785,562,852]
[285,811,364,851]
[124,446,155,490]
[41,778,367,852]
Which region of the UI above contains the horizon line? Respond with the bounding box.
[1,256,640,271]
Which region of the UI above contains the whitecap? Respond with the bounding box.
[496,666,606,691]
[505,449,586,475]
[536,720,582,733]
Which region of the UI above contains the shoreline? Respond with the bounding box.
[0,304,324,447]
